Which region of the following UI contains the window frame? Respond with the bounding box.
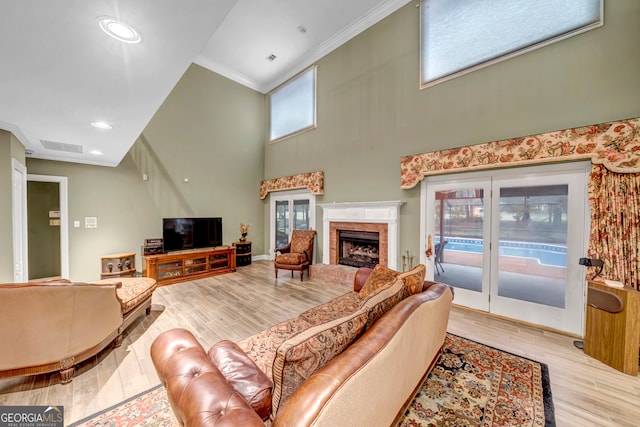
[269,66,317,143]
[419,0,604,89]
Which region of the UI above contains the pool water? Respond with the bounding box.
[439,238,567,267]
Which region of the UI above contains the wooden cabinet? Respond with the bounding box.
[101,252,136,279]
[584,280,640,375]
[233,241,252,267]
[144,247,236,286]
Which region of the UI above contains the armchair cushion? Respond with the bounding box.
[289,230,316,254]
[275,252,307,265]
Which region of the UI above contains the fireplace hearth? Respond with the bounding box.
[338,230,380,268]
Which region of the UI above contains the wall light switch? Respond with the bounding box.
[73,221,80,228]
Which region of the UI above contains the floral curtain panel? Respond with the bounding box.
[259,171,324,199]
[588,165,640,289]
[400,118,640,189]
[400,117,640,289]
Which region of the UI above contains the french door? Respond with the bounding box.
[422,163,590,334]
[270,190,315,258]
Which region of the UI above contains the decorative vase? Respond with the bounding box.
[240,233,247,242]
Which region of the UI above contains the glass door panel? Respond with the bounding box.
[426,180,491,311]
[293,199,310,230]
[489,168,587,335]
[270,191,316,258]
[275,200,290,249]
[495,185,568,308]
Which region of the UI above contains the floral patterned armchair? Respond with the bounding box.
[274,230,316,281]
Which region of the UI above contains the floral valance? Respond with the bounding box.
[400,117,640,189]
[259,171,324,199]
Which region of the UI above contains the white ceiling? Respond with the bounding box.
[0,0,409,167]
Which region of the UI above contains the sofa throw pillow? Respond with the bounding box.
[397,264,426,295]
[361,277,407,329]
[236,316,312,381]
[358,264,400,298]
[270,310,368,420]
[299,292,363,325]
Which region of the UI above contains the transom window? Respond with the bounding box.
[269,67,317,142]
[420,0,603,88]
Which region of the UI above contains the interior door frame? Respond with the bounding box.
[421,162,591,334]
[12,158,28,282]
[27,174,69,280]
[422,176,492,311]
[269,189,316,260]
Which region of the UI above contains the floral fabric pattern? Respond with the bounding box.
[236,316,312,381]
[401,117,640,189]
[362,278,408,330]
[91,277,157,314]
[289,230,316,254]
[259,171,324,199]
[358,264,400,298]
[270,310,368,419]
[299,292,363,325]
[587,164,640,289]
[398,264,426,295]
[274,252,306,265]
[399,334,551,427]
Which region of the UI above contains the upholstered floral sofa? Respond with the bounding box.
[151,264,453,426]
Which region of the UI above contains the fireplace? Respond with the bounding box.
[338,230,380,268]
[319,201,403,270]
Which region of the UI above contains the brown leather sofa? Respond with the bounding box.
[151,265,453,426]
[0,277,156,383]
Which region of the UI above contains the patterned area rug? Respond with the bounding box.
[399,334,555,427]
[70,334,554,427]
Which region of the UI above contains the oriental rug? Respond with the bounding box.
[70,334,554,427]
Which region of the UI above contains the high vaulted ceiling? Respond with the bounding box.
[0,0,409,167]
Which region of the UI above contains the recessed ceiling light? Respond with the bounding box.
[98,17,142,44]
[90,121,112,130]
[88,149,104,156]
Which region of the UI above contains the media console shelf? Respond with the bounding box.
[144,246,236,286]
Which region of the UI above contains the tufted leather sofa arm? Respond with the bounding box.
[151,328,265,427]
[353,267,373,292]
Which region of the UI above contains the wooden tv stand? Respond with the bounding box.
[144,246,236,286]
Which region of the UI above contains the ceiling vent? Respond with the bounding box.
[40,140,83,154]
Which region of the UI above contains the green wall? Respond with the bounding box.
[264,0,640,265]
[25,64,264,281]
[27,181,61,280]
[26,157,161,281]
[12,0,640,280]
[0,131,26,282]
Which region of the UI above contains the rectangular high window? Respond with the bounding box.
[420,0,603,88]
[269,67,317,142]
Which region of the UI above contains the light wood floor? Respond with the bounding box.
[1,260,639,426]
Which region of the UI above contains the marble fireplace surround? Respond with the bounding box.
[319,201,404,271]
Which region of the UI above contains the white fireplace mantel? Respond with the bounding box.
[318,201,404,270]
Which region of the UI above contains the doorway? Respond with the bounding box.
[26,174,69,280]
[269,190,315,258]
[421,163,590,334]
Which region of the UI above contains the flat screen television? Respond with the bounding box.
[162,217,222,252]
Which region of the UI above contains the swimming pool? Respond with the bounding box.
[437,237,567,267]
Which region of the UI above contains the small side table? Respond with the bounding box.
[100,252,136,279]
[233,241,252,267]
